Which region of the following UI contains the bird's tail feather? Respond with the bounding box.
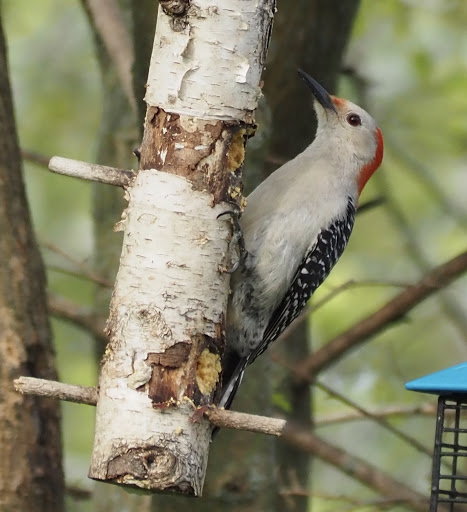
[218,361,246,409]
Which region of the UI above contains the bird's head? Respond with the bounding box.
[298,69,384,195]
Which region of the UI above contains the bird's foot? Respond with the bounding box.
[217,206,247,274]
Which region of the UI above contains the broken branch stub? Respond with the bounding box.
[88,0,276,496]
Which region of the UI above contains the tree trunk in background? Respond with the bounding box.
[0,14,64,512]
[263,1,361,510]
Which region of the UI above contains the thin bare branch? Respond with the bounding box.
[312,278,410,312]
[47,294,107,343]
[41,240,113,288]
[46,265,111,288]
[14,377,98,406]
[355,196,386,215]
[21,149,50,168]
[316,401,436,426]
[83,0,136,111]
[204,408,286,436]
[49,156,135,187]
[66,485,92,501]
[13,376,286,434]
[296,250,467,379]
[315,381,435,461]
[274,278,410,348]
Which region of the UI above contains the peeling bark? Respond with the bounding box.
[139,107,252,204]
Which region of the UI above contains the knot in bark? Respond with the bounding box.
[160,0,190,17]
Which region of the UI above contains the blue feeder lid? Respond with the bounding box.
[405,361,467,395]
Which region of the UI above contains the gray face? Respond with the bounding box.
[313,96,382,168]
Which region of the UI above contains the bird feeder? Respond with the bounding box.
[406,362,467,511]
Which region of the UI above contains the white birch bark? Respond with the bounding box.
[88,0,275,494]
[146,1,272,122]
[89,172,230,493]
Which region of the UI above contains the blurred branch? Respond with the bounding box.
[47,265,111,288]
[295,249,467,379]
[315,381,435,460]
[316,401,436,426]
[81,0,136,112]
[377,173,467,343]
[387,136,467,229]
[21,149,50,168]
[282,424,431,512]
[273,352,437,464]
[41,240,113,288]
[273,278,409,350]
[66,486,92,501]
[48,294,107,343]
[356,196,385,214]
[280,489,423,512]
[312,278,410,311]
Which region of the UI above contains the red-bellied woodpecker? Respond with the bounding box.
[220,70,384,409]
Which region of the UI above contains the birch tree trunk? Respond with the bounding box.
[0,14,64,512]
[88,0,275,495]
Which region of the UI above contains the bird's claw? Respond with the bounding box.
[218,208,247,273]
[225,259,240,275]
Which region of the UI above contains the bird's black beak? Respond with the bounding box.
[297,69,338,114]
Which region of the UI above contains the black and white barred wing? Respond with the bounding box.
[249,200,356,365]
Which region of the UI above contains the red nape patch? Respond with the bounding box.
[331,95,345,108]
[357,127,384,195]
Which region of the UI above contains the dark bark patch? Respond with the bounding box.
[147,343,191,404]
[148,365,185,405]
[107,447,176,481]
[137,307,173,341]
[160,0,190,17]
[139,106,250,206]
[146,342,191,368]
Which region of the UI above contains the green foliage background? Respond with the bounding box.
[3,0,467,510]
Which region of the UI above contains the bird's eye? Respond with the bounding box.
[347,114,361,127]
